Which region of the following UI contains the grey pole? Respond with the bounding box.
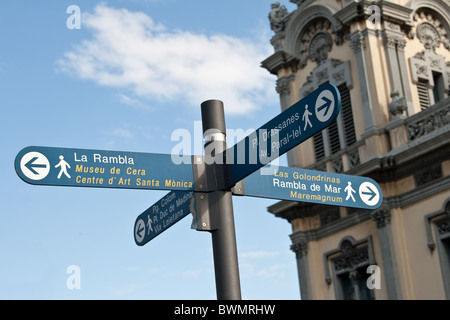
[201,99,242,300]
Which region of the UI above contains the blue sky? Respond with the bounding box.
[0,0,301,299]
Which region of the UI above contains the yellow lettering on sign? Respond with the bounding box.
[290,191,342,203]
[164,179,193,189]
[75,175,104,184]
[136,178,160,187]
[126,167,146,175]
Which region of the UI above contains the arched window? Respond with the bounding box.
[324,236,377,300]
[300,59,356,162]
[409,9,450,109]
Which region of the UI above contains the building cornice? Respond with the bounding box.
[349,127,450,182]
[380,1,414,26]
[261,50,299,75]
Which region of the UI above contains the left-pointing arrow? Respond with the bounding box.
[135,219,146,244]
[24,157,47,175]
[136,224,145,238]
[17,151,51,181]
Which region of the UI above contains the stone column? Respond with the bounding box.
[290,239,311,300]
[276,74,297,166]
[382,22,414,117]
[276,74,295,112]
[371,207,401,299]
[348,30,376,133]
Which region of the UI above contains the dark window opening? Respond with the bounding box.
[312,84,356,161]
[338,267,376,300]
[417,78,430,110]
[339,84,356,146]
[433,71,445,104]
[328,119,340,154]
[313,132,325,161]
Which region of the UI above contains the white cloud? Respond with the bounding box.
[240,263,287,279]
[111,128,134,139]
[119,93,153,110]
[101,126,135,147]
[254,265,285,278]
[182,269,202,277]
[57,4,277,115]
[113,284,142,296]
[240,251,280,259]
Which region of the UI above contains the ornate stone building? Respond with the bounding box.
[263,0,450,299]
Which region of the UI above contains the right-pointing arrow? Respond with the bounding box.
[362,186,376,201]
[358,181,381,207]
[317,96,332,116]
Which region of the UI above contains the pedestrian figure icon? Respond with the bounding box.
[147,215,153,233]
[302,104,313,131]
[345,182,356,202]
[55,155,71,179]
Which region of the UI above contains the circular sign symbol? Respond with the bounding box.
[20,152,50,180]
[359,182,380,207]
[135,219,146,243]
[315,90,335,123]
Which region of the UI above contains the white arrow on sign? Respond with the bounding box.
[358,182,380,207]
[134,219,146,244]
[315,90,335,123]
[20,152,50,181]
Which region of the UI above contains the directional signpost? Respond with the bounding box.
[134,190,194,246]
[14,84,383,300]
[237,165,382,210]
[226,83,341,185]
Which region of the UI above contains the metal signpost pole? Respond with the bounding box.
[201,100,242,300]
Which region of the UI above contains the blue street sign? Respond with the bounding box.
[240,165,382,209]
[15,146,194,191]
[134,190,194,246]
[226,84,341,185]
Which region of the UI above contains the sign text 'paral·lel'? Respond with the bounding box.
[225,83,341,185]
